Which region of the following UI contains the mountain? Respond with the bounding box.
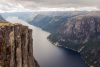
[0,12,37,23]
[32,14,67,33]
[0,15,5,21]
[32,11,88,33]
[48,13,100,67]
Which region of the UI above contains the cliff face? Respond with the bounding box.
[48,15,100,67]
[0,22,39,67]
[60,16,100,48]
[60,16,100,67]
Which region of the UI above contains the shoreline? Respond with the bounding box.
[52,42,90,67]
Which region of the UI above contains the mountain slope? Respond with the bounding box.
[0,15,5,21]
[48,14,100,67]
[32,14,68,33]
[32,11,88,33]
[0,12,37,23]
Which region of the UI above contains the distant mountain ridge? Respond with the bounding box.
[32,11,88,33]
[0,12,37,23]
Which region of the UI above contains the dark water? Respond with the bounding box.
[33,26,88,67]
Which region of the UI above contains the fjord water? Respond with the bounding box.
[33,26,88,67]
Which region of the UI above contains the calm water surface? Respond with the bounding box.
[33,26,89,67]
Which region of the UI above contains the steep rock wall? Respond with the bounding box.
[60,16,100,67]
[0,22,39,67]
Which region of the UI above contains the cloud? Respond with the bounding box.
[38,7,100,11]
[18,0,100,8]
[0,1,33,13]
[0,0,100,12]
[1,0,100,8]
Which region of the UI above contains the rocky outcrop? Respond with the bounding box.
[48,15,100,67]
[0,22,39,67]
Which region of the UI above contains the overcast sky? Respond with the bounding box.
[0,0,100,12]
